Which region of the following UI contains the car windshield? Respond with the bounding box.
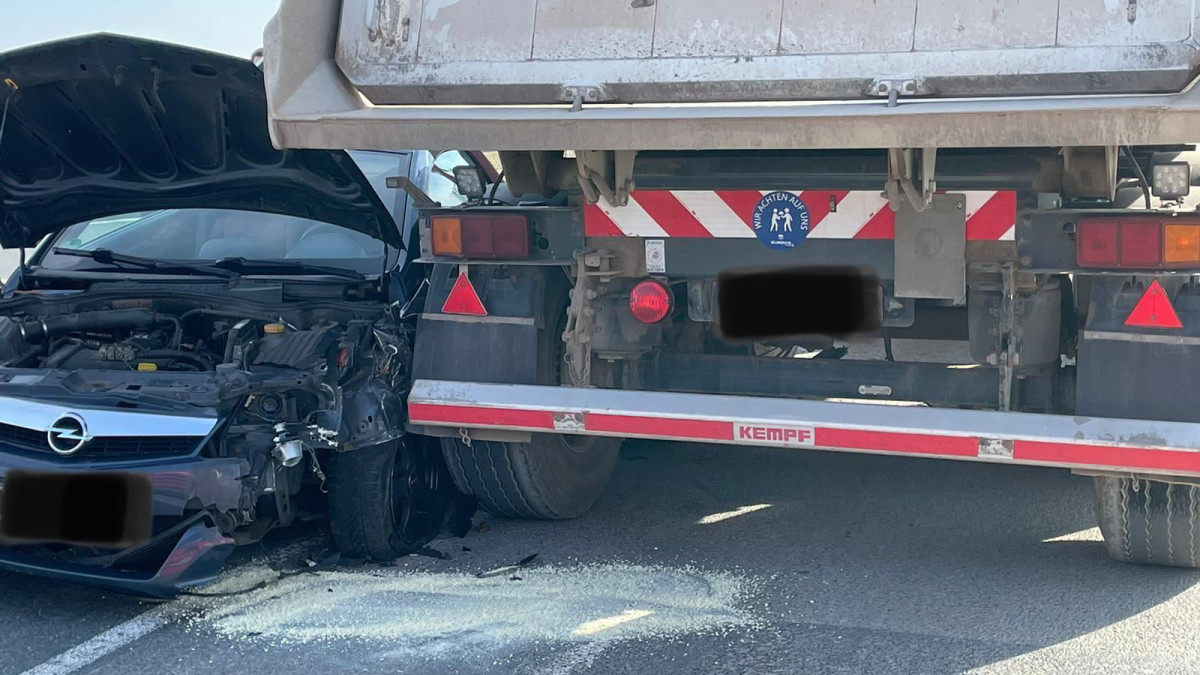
[36,209,387,275]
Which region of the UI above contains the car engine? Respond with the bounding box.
[0,288,412,541]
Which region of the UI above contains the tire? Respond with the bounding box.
[328,436,452,560]
[1093,475,1200,568]
[440,276,621,520]
[441,434,620,520]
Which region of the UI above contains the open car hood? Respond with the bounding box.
[0,35,399,249]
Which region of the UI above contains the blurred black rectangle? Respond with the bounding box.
[1,471,152,548]
[718,266,882,341]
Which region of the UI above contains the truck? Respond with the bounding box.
[263,0,1200,568]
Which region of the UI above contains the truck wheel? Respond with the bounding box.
[439,278,621,520]
[441,434,620,520]
[1093,476,1200,568]
[328,437,451,560]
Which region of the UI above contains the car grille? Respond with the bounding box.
[0,422,202,459]
[0,423,45,448]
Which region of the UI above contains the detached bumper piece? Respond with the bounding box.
[0,511,234,598]
[409,380,1200,478]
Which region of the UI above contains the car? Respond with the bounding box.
[0,35,486,596]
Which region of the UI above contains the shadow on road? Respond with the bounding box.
[552,441,1200,672]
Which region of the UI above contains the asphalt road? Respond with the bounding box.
[3,441,1200,675]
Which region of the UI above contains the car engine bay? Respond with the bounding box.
[0,286,414,542]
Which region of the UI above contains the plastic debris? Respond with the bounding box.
[476,553,538,579]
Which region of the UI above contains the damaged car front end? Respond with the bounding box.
[0,36,450,596]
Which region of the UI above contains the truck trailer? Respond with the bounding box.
[263,0,1200,567]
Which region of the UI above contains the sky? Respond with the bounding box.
[0,0,281,56]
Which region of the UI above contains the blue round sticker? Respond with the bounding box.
[752,192,811,250]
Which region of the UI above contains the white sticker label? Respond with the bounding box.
[734,423,816,448]
[645,239,666,274]
[552,412,585,432]
[978,438,1014,459]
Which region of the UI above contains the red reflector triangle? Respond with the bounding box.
[442,273,488,316]
[1125,280,1182,329]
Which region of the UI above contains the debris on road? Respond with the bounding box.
[476,553,538,579]
[187,562,761,656]
[416,546,451,560]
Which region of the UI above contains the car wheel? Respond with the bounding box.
[329,436,452,560]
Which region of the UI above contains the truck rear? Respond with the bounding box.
[264,0,1200,567]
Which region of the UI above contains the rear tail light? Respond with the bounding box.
[1164,224,1200,264]
[1119,221,1160,267]
[431,217,463,256]
[431,215,530,259]
[1077,218,1200,268]
[629,280,672,324]
[1077,220,1118,266]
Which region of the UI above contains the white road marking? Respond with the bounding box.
[1042,527,1103,543]
[697,503,772,524]
[571,609,653,636]
[19,604,173,675]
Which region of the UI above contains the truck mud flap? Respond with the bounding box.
[409,380,1200,478]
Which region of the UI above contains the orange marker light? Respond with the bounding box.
[431,217,463,257]
[1164,224,1200,265]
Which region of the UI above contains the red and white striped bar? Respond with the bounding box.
[409,380,1200,477]
[584,190,1016,240]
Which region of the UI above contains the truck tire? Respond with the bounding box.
[439,278,621,520]
[441,434,620,520]
[329,437,451,560]
[1093,475,1200,568]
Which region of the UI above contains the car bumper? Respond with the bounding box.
[0,452,249,597]
[0,512,235,597]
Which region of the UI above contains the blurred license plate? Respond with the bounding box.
[1,471,152,547]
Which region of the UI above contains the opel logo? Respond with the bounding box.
[47,414,89,456]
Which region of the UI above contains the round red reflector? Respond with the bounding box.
[629,280,672,324]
